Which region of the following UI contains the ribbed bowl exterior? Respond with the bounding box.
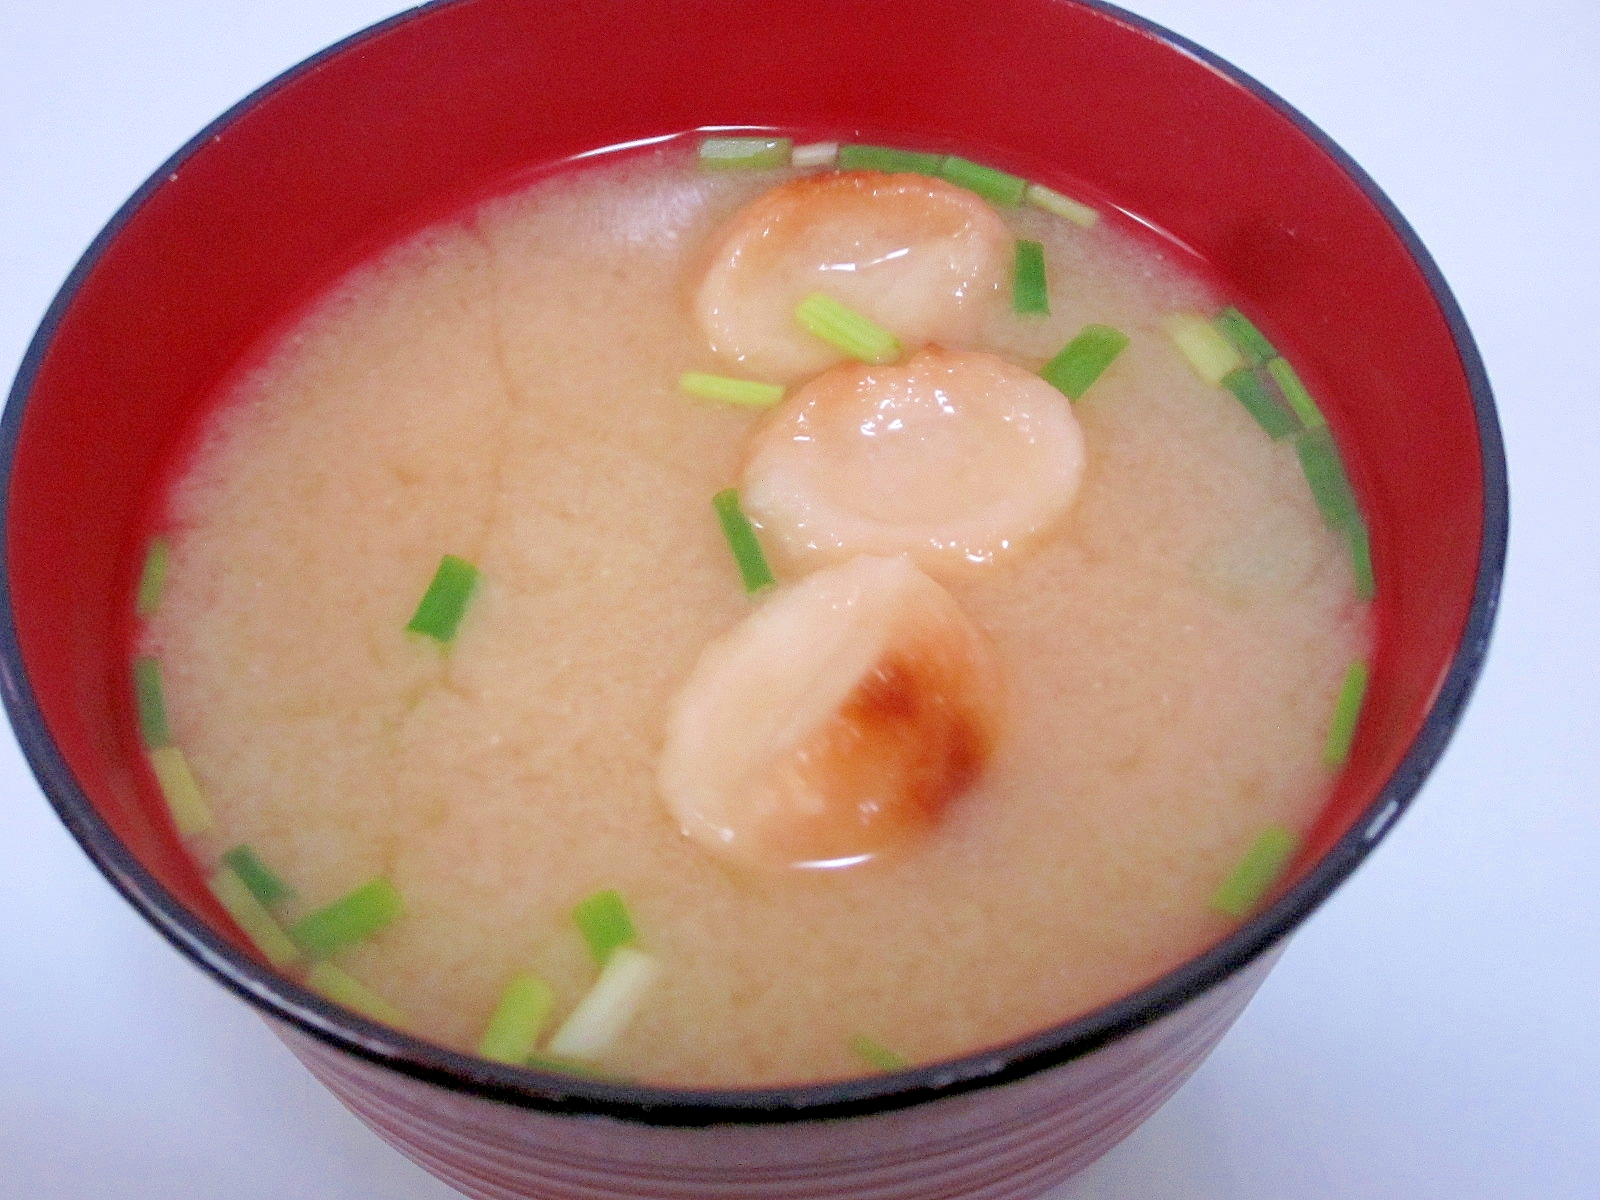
[278,949,1276,1200]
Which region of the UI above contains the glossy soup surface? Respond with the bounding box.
[139,144,1367,1086]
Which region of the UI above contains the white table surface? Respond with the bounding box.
[2,1,1595,1197]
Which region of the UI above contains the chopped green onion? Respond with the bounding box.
[148,745,214,838]
[1266,356,1326,431]
[850,1034,908,1072]
[1040,324,1129,401]
[712,488,776,594]
[290,877,402,958]
[1348,523,1376,602]
[1221,367,1296,440]
[208,865,301,968]
[938,156,1027,206]
[1295,427,1361,533]
[790,141,839,169]
[836,144,945,175]
[136,539,168,617]
[698,136,792,170]
[1213,307,1277,366]
[793,293,901,363]
[477,973,557,1064]
[1211,826,1299,919]
[678,372,785,408]
[306,962,407,1026]
[1167,313,1244,385]
[406,554,480,643]
[133,656,171,749]
[221,844,294,908]
[1012,239,1050,316]
[573,889,637,965]
[1024,182,1099,227]
[545,945,661,1060]
[1324,661,1370,767]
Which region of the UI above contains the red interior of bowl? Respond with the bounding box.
[4,0,1496,1070]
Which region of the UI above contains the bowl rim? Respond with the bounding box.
[0,0,1507,1126]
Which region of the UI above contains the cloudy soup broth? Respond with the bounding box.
[133,136,1372,1086]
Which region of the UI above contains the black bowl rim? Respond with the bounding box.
[0,0,1507,1126]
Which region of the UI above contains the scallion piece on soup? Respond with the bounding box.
[133,656,172,749]
[1266,356,1326,431]
[136,538,168,616]
[678,372,785,407]
[712,488,776,594]
[850,1034,908,1072]
[1213,307,1277,366]
[406,554,480,643]
[1348,525,1377,602]
[793,293,902,364]
[477,973,557,1064]
[573,889,637,965]
[208,865,300,968]
[544,945,661,1060]
[938,156,1028,207]
[290,877,402,957]
[221,844,294,907]
[1040,324,1129,400]
[697,136,792,170]
[1012,239,1050,315]
[1221,367,1296,440]
[1295,427,1362,534]
[1024,182,1099,227]
[148,745,214,838]
[307,962,407,1026]
[1324,661,1370,767]
[790,141,839,169]
[836,144,946,175]
[1211,825,1298,919]
[1166,312,1244,385]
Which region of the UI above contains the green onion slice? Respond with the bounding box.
[1221,367,1296,440]
[712,488,776,594]
[790,141,839,169]
[136,538,168,617]
[938,155,1027,206]
[148,745,214,838]
[850,1034,908,1072]
[407,554,480,643]
[1348,524,1377,602]
[477,973,557,1064]
[306,962,407,1026]
[1213,307,1277,366]
[209,866,301,968]
[698,136,792,170]
[1324,661,1370,767]
[1295,427,1362,533]
[1211,826,1299,919]
[1040,324,1130,401]
[678,372,785,408]
[1012,239,1050,316]
[836,144,946,175]
[221,844,294,908]
[1024,182,1099,227]
[544,945,661,1060]
[1166,312,1245,385]
[290,877,402,958]
[793,293,901,363]
[133,656,172,749]
[573,889,637,965]
[1266,357,1326,431]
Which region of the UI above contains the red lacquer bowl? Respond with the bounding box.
[0,1,1506,1198]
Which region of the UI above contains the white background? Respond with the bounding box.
[2,1,1595,1197]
